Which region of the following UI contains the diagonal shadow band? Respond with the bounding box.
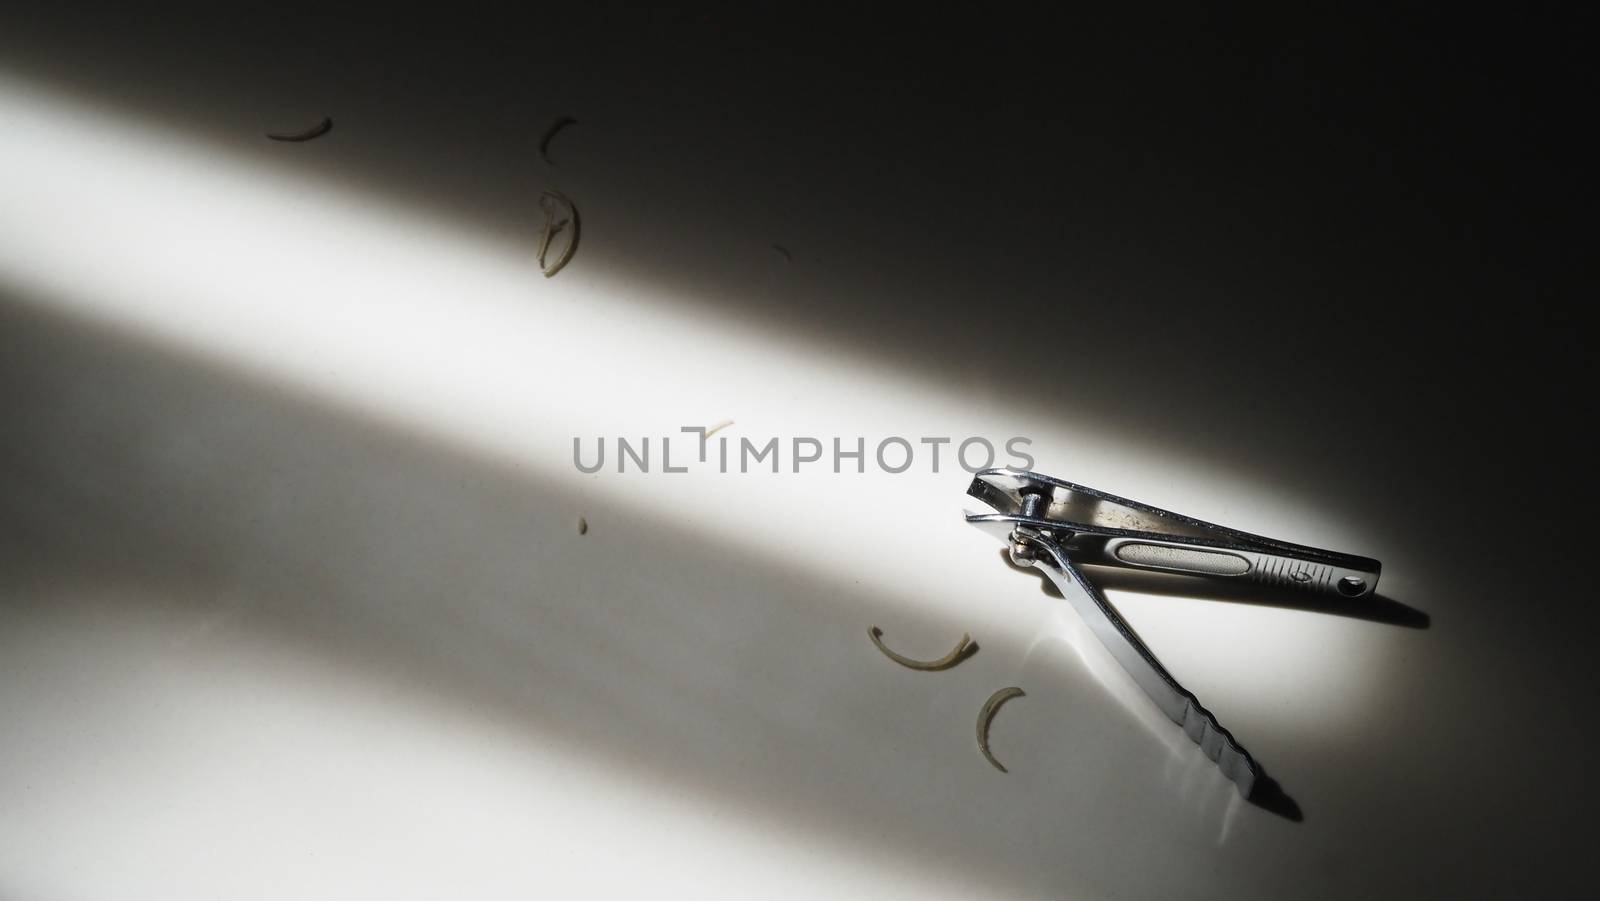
[0,7,1587,893]
[2,295,1277,898]
[0,3,1579,532]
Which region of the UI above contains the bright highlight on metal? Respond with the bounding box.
[965,468,1384,798]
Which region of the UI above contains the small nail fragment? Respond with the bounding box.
[539,116,578,165]
[537,191,580,277]
[868,627,977,671]
[977,687,1025,773]
[266,117,333,142]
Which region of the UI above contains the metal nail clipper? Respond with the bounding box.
[965,469,1382,798]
